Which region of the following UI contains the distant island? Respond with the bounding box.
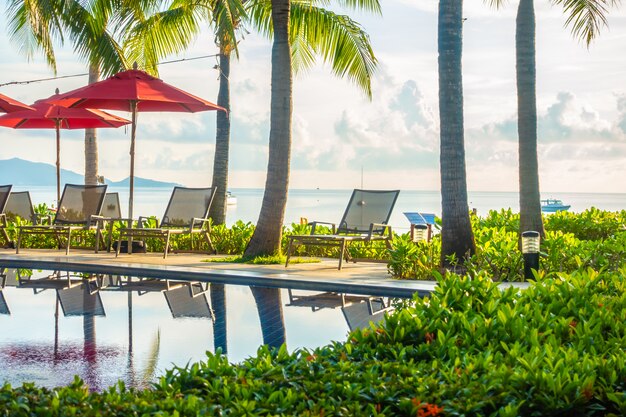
[0,158,180,188]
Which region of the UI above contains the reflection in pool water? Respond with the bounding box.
[0,268,397,391]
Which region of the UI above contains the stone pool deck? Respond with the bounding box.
[0,248,528,298]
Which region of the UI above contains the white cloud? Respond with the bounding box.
[1,0,625,193]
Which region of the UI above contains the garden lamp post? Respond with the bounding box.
[521,231,540,279]
[411,224,428,243]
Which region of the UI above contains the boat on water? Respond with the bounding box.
[227,191,237,205]
[541,199,570,213]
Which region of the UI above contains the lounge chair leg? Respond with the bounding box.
[285,238,294,267]
[115,235,122,257]
[202,230,216,255]
[95,227,101,254]
[164,232,171,259]
[66,229,71,255]
[106,222,114,253]
[338,239,347,270]
[16,229,22,254]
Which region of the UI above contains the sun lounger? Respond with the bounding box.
[115,186,217,258]
[4,191,41,224]
[285,189,400,270]
[15,184,108,255]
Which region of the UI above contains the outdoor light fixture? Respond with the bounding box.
[521,231,540,279]
[411,224,428,243]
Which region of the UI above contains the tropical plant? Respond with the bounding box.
[5,0,201,186]
[486,0,620,239]
[244,0,381,257]
[438,0,476,269]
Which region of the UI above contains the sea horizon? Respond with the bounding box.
[9,185,626,233]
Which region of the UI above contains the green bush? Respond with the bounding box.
[2,270,626,415]
[390,209,626,281]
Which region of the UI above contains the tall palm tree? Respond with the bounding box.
[438,0,475,268]
[6,0,189,186]
[7,0,126,186]
[129,0,378,226]
[244,0,292,256]
[486,0,618,238]
[244,0,380,257]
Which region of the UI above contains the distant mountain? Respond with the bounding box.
[0,158,180,188]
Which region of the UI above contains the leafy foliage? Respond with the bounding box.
[2,270,626,415]
[389,209,626,281]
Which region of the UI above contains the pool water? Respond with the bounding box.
[0,268,396,391]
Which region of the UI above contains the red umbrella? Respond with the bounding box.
[0,91,131,204]
[51,67,226,225]
[0,93,34,113]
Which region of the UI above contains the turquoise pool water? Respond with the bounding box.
[0,267,396,391]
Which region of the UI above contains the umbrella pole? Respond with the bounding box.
[56,122,61,207]
[128,102,138,254]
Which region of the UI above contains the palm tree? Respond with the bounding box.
[7,0,128,186]
[244,0,292,257]
[486,0,618,238]
[438,0,475,269]
[128,0,378,226]
[244,0,380,257]
[6,0,191,186]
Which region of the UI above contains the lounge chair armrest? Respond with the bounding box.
[34,213,52,225]
[190,217,211,231]
[368,223,392,239]
[309,221,336,234]
[89,214,106,226]
[137,216,154,228]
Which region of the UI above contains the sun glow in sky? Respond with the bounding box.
[0,0,625,193]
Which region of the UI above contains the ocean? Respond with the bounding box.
[11,186,626,234]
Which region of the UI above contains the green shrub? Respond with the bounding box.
[2,271,626,415]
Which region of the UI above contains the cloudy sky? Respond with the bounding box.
[0,0,625,193]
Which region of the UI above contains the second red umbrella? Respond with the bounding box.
[0,91,131,205]
[51,67,226,227]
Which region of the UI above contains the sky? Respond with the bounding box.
[0,0,625,193]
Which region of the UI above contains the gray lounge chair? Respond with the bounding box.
[4,191,40,224]
[285,189,400,270]
[99,192,131,251]
[101,192,122,219]
[0,184,13,246]
[16,184,108,255]
[115,186,217,258]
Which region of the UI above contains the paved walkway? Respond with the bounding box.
[0,249,529,298]
[0,248,435,298]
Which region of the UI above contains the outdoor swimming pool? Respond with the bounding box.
[0,267,399,391]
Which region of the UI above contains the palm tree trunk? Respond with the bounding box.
[438,0,475,269]
[209,51,232,225]
[210,283,228,354]
[250,286,286,348]
[244,0,292,257]
[516,0,544,237]
[84,65,100,185]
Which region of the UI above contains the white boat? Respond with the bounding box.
[227,191,237,206]
[541,199,570,213]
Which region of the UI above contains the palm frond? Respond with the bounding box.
[123,3,206,75]
[59,0,127,76]
[552,0,619,45]
[213,0,248,57]
[6,0,65,72]
[484,0,508,9]
[247,0,377,98]
[290,4,377,98]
